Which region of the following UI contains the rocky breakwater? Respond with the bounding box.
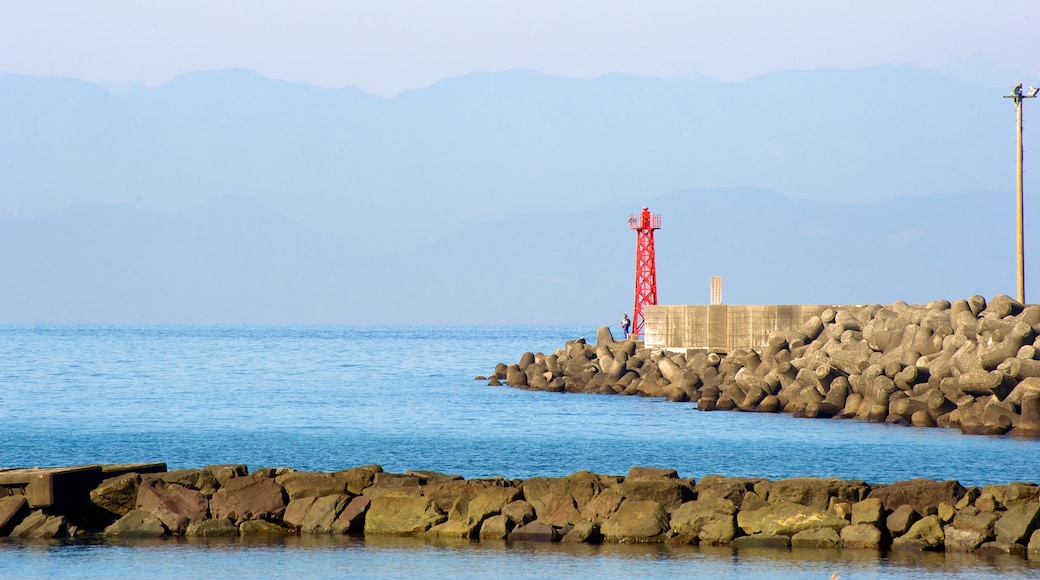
[2,463,1040,557]
[483,295,1040,437]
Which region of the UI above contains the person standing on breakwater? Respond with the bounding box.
[621,314,631,338]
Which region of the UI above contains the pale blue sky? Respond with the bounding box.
[1,0,1037,95]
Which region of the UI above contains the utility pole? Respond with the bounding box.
[1004,83,1038,304]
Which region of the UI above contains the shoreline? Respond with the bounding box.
[484,296,1040,438]
[1,463,1038,559]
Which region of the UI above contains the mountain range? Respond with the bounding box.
[0,64,1036,324]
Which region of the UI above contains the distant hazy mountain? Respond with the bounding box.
[1,188,1032,324]
[0,65,1035,324]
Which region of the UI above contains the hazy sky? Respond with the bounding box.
[1,0,1037,95]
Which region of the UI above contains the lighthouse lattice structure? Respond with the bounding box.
[629,206,661,338]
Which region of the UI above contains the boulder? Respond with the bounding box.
[698,517,738,546]
[204,464,247,486]
[868,479,965,515]
[840,523,883,549]
[626,466,679,480]
[1029,529,1040,558]
[334,464,384,495]
[89,473,141,518]
[478,514,514,540]
[561,521,601,543]
[791,527,842,549]
[300,494,353,534]
[765,477,869,510]
[240,520,289,536]
[994,503,1040,545]
[616,478,694,513]
[892,515,944,551]
[943,525,987,552]
[693,476,760,504]
[135,479,209,534]
[522,473,602,526]
[103,509,166,538]
[669,498,736,542]
[737,502,849,536]
[8,510,66,539]
[952,508,999,535]
[209,473,287,525]
[885,504,920,537]
[158,469,221,496]
[275,471,348,500]
[580,487,624,525]
[508,520,560,542]
[333,496,370,534]
[850,497,884,526]
[282,497,317,529]
[601,499,670,543]
[185,518,240,538]
[501,499,536,526]
[364,495,445,535]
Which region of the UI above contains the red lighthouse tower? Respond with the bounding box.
[629,206,661,338]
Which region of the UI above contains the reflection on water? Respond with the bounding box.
[2,535,1037,579]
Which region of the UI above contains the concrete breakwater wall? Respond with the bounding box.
[484,295,1040,438]
[2,463,1040,557]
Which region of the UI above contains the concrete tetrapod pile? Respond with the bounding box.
[2,463,1040,558]
[484,295,1040,438]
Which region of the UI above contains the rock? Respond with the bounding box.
[981,483,1040,508]
[626,466,679,480]
[185,518,239,538]
[943,525,987,552]
[275,471,348,500]
[240,520,289,535]
[501,500,536,526]
[886,504,920,537]
[561,520,601,543]
[508,520,560,542]
[104,509,166,538]
[850,497,883,526]
[8,510,66,539]
[1029,529,1040,558]
[952,508,999,535]
[0,495,29,536]
[135,479,208,535]
[616,478,694,513]
[840,523,883,549]
[669,498,736,541]
[300,494,352,534]
[730,533,790,549]
[204,464,248,486]
[791,527,841,549]
[693,476,760,504]
[994,503,1040,544]
[364,495,445,535]
[332,465,383,495]
[737,501,849,536]
[157,469,221,496]
[522,472,602,526]
[601,500,670,542]
[699,517,738,546]
[892,515,944,551]
[478,514,513,540]
[209,473,287,525]
[89,473,141,518]
[869,478,965,515]
[333,496,370,534]
[283,497,317,529]
[765,477,869,510]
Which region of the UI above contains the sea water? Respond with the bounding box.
[1,325,1038,578]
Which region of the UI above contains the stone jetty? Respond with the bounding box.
[1,463,1039,558]
[484,295,1040,438]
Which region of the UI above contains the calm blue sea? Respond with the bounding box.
[1,325,1038,578]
